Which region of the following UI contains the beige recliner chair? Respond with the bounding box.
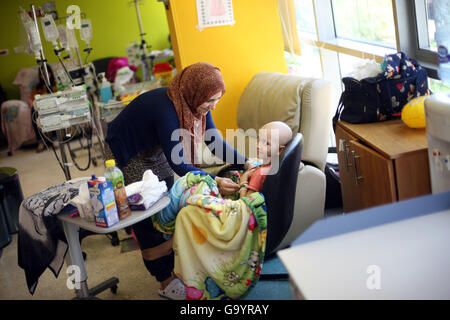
[201,72,334,250]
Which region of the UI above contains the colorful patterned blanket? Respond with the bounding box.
[152,172,267,300]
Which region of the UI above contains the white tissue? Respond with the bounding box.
[69,180,95,221]
[125,170,167,210]
[346,59,382,80]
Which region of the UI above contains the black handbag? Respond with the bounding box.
[332,77,386,131]
[333,52,430,131]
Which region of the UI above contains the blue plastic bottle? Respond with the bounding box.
[100,77,113,104]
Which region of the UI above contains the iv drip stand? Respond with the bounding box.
[31,5,50,92]
[134,0,154,81]
[31,4,72,181]
[72,40,106,168]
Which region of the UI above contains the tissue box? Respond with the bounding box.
[88,179,119,228]
[125,170,168,211]
[128,192,146,210]
[70,182,95,222]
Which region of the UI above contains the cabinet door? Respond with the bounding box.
[348,140,397,211]
[335,125,359,213]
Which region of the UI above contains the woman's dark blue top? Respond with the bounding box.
[105,87,246,178]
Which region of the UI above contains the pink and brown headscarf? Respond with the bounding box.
[167,62,226,166]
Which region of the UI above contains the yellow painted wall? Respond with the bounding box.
[0,0,169,99]
[166,0,287,132]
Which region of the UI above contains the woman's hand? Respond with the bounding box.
[215,176,240,196]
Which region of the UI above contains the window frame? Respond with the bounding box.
[300,0,439,80]
[291,0,441,148]
[394,0,438,78]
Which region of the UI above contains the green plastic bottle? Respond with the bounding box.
[104,159,131,220]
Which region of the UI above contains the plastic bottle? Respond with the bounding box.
[99,73,113,104]
[434,0,450,84]
[104,159,131,220]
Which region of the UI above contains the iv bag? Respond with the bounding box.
[57,24,68,48]
[57,24,73,58]
[66,25,79,49]
[41,14,59,45]
[80,19,93,44]
[17,15,33,55]
[19,7,41,56]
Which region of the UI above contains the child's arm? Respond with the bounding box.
[239,167,257,198]
[239,186,253,198]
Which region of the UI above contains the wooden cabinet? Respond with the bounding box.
[335,120,431,213]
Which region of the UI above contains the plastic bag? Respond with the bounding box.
[113,66,135,92]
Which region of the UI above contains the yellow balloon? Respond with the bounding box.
[401,96,427,128]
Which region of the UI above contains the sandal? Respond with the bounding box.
[158,278,186,300]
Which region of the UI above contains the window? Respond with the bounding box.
[285,45,323,78]
[295,0,316,35]
[289,0,441,96]
[415,0,448,53]
[332,0,396,49]
[287,0,442,147]
[429,78,450,93]
[425,0,438,51]
[415,0,433,52]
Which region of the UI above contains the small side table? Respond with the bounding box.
[335,119,431,213]
[58,196,170,299]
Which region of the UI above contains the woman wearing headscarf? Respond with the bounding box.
[104,62,247,299]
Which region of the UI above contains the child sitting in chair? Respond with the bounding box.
[238,121,293,198]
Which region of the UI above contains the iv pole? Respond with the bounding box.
[65,20,106,169]
[31,5,50,93]
[134,0,154,81]
[31,4,72,181]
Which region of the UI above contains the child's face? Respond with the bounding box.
[257,128,280,163]
[257,136,271,160]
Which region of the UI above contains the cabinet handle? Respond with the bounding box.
[343,143,351,171]
[351,150,364,185]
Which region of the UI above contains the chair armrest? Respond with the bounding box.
[275,163,326,250]
[297,78,334,171]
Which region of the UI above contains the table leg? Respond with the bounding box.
[62,220,89,299]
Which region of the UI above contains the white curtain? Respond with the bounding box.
[278,0,301,56]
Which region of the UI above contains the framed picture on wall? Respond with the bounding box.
[196,0,235,30]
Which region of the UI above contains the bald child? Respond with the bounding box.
[239,121,293,198]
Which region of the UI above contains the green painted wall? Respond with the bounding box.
[0,0,169,99]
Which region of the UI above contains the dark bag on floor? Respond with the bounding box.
[325,148,342,209]
[333,52,430,130]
